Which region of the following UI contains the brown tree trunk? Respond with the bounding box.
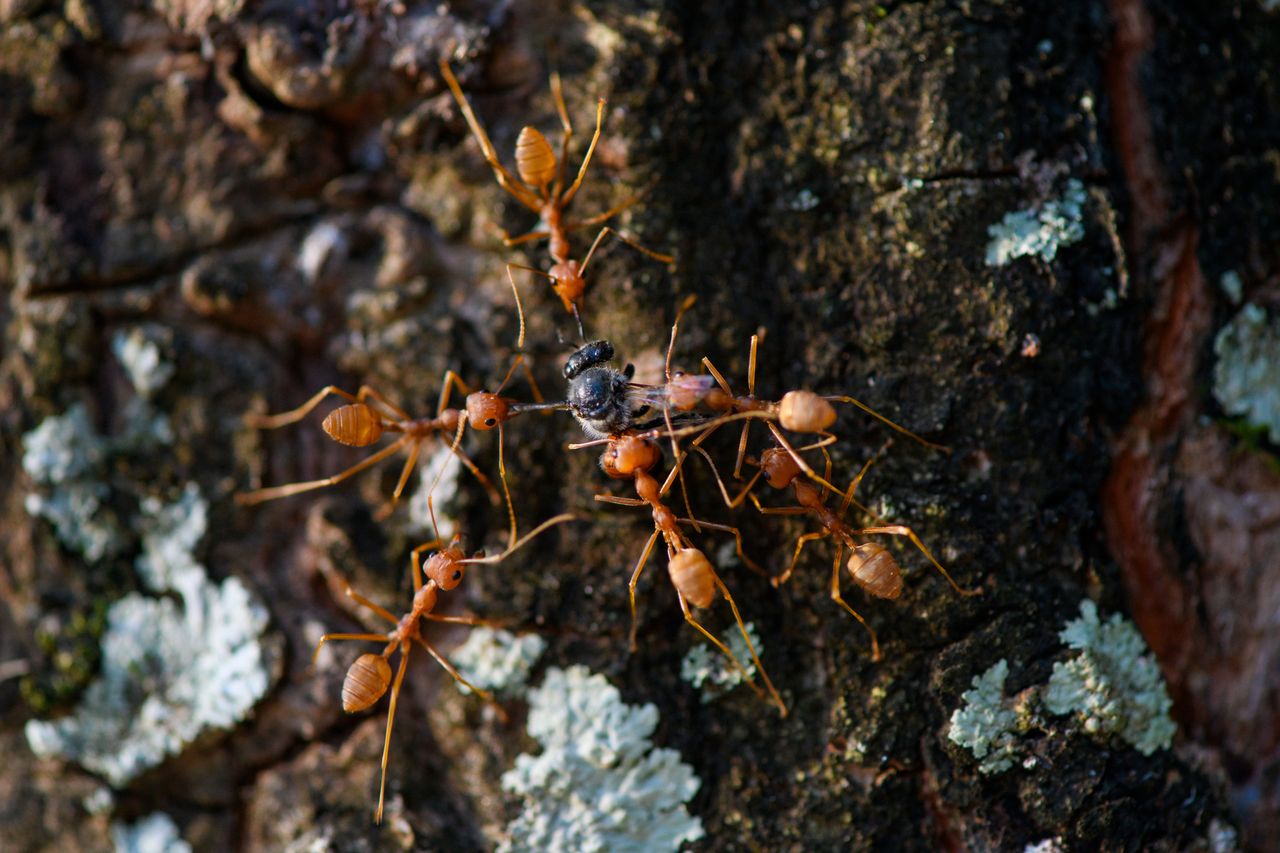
[2,0,1271,850]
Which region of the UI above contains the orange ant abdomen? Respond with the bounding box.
[342,654,392,712]
[847,543,903,600]
[778,390,837,433]
[668,548,716,609]
[515,126,557,189]
[322,404,385,447]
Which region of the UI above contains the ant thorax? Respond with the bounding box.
[564,340,636,438]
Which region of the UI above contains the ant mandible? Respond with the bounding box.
[314,508,574,822]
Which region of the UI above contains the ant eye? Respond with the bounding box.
[452,571,462,581]
[485,418,497,426]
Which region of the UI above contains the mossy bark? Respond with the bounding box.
[2,0,1271,850]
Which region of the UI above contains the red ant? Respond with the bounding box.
[238,285,545,547]
[314,509,574,822]
[693,438,981,661]
[582,432,787,716]
[440,57,670,323]
[645,298,951,496]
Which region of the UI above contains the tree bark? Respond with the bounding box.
[2,0,1271,850]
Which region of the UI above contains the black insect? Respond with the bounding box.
[564,340,636,438]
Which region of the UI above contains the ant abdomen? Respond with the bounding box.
[342,653,392,712]
[847,543,903,600]
[515,126,556,189]
[668,548,716,609]
[778,390,837,433]
[322,404,385,447]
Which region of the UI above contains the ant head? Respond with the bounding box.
[563,340,614,379]
[424,551,467,590]
[758,447,802,489]
[601,435,661,478]
[466,392,510,430]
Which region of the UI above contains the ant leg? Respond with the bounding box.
[235,436,411,506]
[746,493,809,517]
[374,645,411,824]
[436,371,473,417]
[733,335,763,479]
[690,444,762,509]
[697,355,754,478]
[853,525,983,596]
[345,586,399,626]
[421,612,509,628]
[414,637,509,723]
[311,632,389,665]
[700,356,735,396]
[504,265,533,349]
[830,543,882,661]
[676,590,785,716]
[710,573,788,717]
[245,385,359,429]
[595,495,647,507]
[409,540,444,591]
[628,530,660,651]
[560,98,605,206]
[450,444,502,507]
[438,58,542,213]
[679,517,767,578]
[462,513,576,565]
[837,439,893,517]
[376,439,424,520]
[550,70,573,198]
[502,228,552,248]
[496,423,517,551]
[826,395,951,453]
[773,530,829,588]
[564,177,658,230]
[354,385,411,421]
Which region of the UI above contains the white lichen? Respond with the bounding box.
[450,627,545,697]
[1043,601,1176,756]
[947,659,1025,774]
[985,178,1087,266]
[1024,838,1065,853]
[21,403,125,561]
[1213,303,1280,443]
[22,333,178,562]
[1209,818,1239,853]
[25,485,277,786]
[111,327,174,399]
[500,666,704,853]
[1219,270,1243,305]
[680,621,760,702]
[407,449,460,540]
[111,812,192,853]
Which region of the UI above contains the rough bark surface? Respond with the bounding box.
[1,0,1272,850]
